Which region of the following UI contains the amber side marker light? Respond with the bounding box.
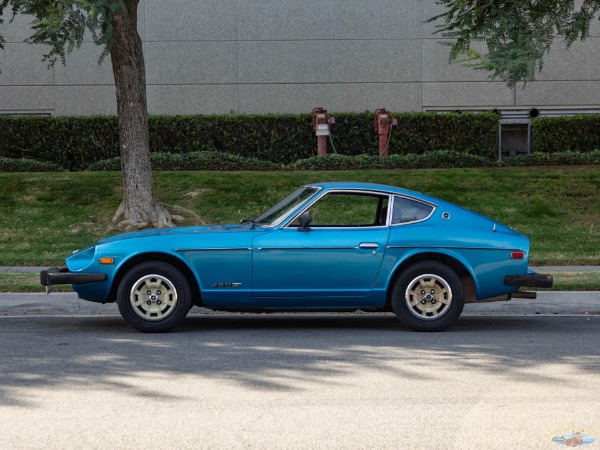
[100,257,114,265]
[510,251,524,259]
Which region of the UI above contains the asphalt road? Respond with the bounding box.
[1,313,599,449]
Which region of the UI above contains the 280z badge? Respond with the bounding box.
[211,282,242,288]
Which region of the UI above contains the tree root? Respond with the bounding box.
[112,200,207,230]
[112,199,174,230]
[159,203,207,225]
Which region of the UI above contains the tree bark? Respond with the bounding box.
[109,0,172,228]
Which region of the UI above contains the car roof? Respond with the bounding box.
[304,182,437,204]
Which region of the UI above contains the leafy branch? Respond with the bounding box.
[428,0,600,87]
[0,0,126,66]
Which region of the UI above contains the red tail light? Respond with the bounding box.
[510,251,524,259]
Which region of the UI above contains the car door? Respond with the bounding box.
[252,190,391,307]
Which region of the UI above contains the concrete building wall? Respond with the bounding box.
[1,0,599,116]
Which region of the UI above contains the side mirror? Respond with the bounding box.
[297,211,312,232]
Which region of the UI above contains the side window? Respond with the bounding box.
[289,192,389,228]
[391,196,433,224]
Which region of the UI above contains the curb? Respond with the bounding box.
[1,292,599,316]
[462,291,600,315]
[0,293,118,315]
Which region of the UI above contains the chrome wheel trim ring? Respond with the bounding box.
[404,273,453,321]
[129,274,178,321]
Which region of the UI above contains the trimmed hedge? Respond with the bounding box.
[532,115,600,153]
[0,157,63,172]
[389,112,498,159]
[0,112,499,170]
[88,151,281,171]
[0,116,119,171]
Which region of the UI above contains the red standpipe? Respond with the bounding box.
[374,108,391,158]
[312,107,330,156]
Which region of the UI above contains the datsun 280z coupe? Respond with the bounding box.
[41,182,552,332]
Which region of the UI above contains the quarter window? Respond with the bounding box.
[391,196,433,224]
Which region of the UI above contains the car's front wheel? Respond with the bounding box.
[117,261,192,332]
[391,261,464,332]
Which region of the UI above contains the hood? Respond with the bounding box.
[96,223,256,245]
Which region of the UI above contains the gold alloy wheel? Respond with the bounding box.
[129,274,178,321]
[404,273,452,320]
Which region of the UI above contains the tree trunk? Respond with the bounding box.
[109,0,172,229]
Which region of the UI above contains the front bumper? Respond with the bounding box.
[504,273,553,288]
[40,266,107,286]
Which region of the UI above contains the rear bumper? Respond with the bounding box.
[504,273,553,288]
[40,267,107,286]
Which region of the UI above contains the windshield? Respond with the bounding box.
[253,187,319,227]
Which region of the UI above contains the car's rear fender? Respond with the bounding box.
[382,247,530,304]
[381,249,479,306]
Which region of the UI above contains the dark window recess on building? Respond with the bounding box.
[498,109,537,159]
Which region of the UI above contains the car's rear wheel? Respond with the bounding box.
[117,261,192,332]
[391,261,464,331]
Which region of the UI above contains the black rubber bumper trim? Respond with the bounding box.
[504,273,553,288]
[40,267,107,286]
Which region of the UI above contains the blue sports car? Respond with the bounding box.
[41,182,552,332]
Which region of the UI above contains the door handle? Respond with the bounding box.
[359,243,379,249]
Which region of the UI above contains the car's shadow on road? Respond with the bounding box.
[178,313,543,332]
[68,312,549,334]
[1,314,599,407]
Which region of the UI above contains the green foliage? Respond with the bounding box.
[290,151,497,170]
[0,157,62,172]
[0,116,119,170]
[404,150,495,169]
[0,0,9,51]
[0,112,499,169]
[290,154,380,170]
[390,112,498,158]
[532,115,600,153]
[147,114,316,164]
[2,0,127,67]
[503,150,600,166]
[5,150,594,173]
[88,151,282,171]
[2,112,598,172]
[430,1,600,87]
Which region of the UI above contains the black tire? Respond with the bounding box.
[117,261,192,332]
[391,261,464,332]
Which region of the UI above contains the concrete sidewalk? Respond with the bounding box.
[1,291,599,316]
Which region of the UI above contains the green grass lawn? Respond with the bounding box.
[1,167,599,266]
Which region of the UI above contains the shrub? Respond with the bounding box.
[390,112,499,159]
[289,153,381,170]
[0,112,499,170]
[289,151,497,171]
[395,150,497,169]
[0,157,63,172]
[0,116,119,171]
[88,151,281,171]
[532,115,600,153]
[503,150,600,166]
[86,157,121,171]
